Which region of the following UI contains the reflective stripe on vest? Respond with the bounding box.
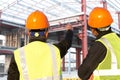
[94,37,120,77]
[47,43,60,80]
[19,47,29,80]
[19,43,60,80]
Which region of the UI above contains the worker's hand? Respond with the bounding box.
[65,23,73,31]
[88,74,94,80]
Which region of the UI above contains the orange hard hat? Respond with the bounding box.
[88,7,113,28]
[26,10,49,30]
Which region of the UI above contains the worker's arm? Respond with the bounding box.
[54,24,73,58]
[78,41,107,80]
[7,55,19,80]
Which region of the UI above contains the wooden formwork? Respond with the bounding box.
[5,28,27,48]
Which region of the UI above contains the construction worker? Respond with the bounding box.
[7,10,73,80]
[78,7,120,80]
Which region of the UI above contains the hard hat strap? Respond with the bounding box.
[30,31,46,37]
[30,28,48,37]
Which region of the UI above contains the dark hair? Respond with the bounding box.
[29,35,47,42]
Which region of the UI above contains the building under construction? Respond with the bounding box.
[0,0,120,80]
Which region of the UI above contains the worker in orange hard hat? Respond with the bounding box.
[7,10,73,80]
[78,7,120,80]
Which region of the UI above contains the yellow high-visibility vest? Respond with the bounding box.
[94,33,120,80]
[14,41,61,80]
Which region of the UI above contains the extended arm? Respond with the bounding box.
[78,41,107,80]
[54,24,73,58]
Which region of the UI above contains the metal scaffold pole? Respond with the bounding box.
[81,0,88,59]
[101,0,107,9]
[118,13,120,29]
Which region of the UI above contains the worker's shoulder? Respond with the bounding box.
[90,40,106,49]
[116,33,120,37]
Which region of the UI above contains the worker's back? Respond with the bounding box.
[14,41,61,80]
